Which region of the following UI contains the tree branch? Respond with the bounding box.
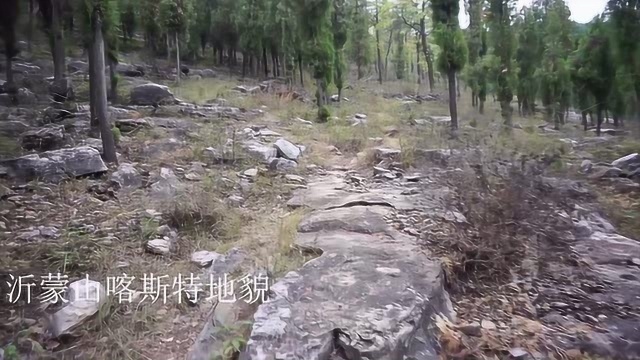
[399,12,420,32]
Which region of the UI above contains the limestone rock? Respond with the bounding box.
[145,239,172,255]
[612,153,640,170]
[374,147,402,162]
[50,279,106,337]
[191,250,222,268]
[269,158,297,172]
[589,166,623,180]
[21,125,65,151]
[273,138,301,161]
[150,168,183,199]
[110,163,142,190]
[233,85,261,94]
[0,146,107,182]
[241,140,277,163]
[130,83,177,106]
[581,159,593,173]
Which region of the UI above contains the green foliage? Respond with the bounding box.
[487,0,517,124]
[317,105,331,122]
[515,6,543,115]
[111,126,122,144]
[3,344,19,360]
[393,30,406,79]
[160,0,188,35]
[346,0,372,78]
[433,24,467,74]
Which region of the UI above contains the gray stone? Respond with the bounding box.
[145,239,172,255]
[298,206,393,234]
[208,247,247,275]
[117,63,145,77]
[274,138,301,161]
[110,163,142,190]
[130,83,177,106]
[242,168,259,178]
[415,149,454,167]
[0,120,30,137]
[201,69,216,78]
[50,279,106,337]
[374,147,402,162]
[204,146,235,164]
[12,63,41,74]
[226,195,245,207]
[150,168,183,199]
[233,85,261,94]
[427,115,451,124]
[0,146,107,182]
[589,166,623,179]
[258,129,282,137]
[21,125,65,151]
[109,106,140,120]
[575,219,594,238]
[191,250,222,268]
[284,174,305,184]
[581,159,593,173]
[240,206,451,359]
[241,140,277,163]
[612,153,640,170]
[269,158,297,172]
[67,60,89,73]
[115,118,151,132]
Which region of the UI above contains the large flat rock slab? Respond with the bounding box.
[241,231,450,359]
[286,174,425,211]
[241,176,452,359]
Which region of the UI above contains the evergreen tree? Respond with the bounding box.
[0,0,19,96]
[431,0,468,130]
[333,0,348,101]
[515,6,542,116]
[488,0,516,126]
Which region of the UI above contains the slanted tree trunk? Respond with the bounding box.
[447,70,458,131]
[51,0,65,81]
[384,30,393,80]
[175,32,180,84]
[91,9,117,164]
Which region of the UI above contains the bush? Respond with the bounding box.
[317,105,331,123]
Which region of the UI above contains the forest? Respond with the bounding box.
[1,0,640,359]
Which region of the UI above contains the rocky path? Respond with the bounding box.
[239,169,454,359]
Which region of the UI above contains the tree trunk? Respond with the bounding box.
[501,100,513,127]
[416,39,422,85]
[262,47,269,78]
[92,11,117,164]
[596,104,604,136]
[479,99,484,114]
[613,114,619,127]
[384,30,393,80]
[298,53,304,87]
[419,11,435,91]
[167,34,171,62]
[52,0,65,81]
[27,0,34,52]
[175,33,180,84]
[581,110,588,131]
[109,57,118,104]
[88,41,99,138]
[447,70,458,131]
[376,32,383,84]
[242,52,247,78]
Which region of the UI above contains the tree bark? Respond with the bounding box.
[419,4,435,92]
[262,47,269,78]
[28,0,34,52]
[88,41,99,138]
[416,38,422,85]
[298,53,304,87]
[175,32,180,84]
[581,110,588,131]
[167,34,171,62]
[596,104,604,136]
[52,0,65,81]
[384,29,393,80]
[242,52,247,78]
[447,70,458,131]
[92,10,117,164]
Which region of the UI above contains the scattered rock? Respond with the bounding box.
[374,148,401,162]
[588,166,623,180]
[191,250,222,268]
[274,138,301,161]
[21,125,65,151]
[269,158,297,172]
[481,319,497,330]
[233,85,261,94]
[612,153,640,170]
[115,118,150,132]
[0,146,107,182]
[285,174,305,184]
[0,120,30,137]
[226,195,244,207]
[67,60,89,73]
[457,322,482,337]
[581,159,593,173]
[50,279,106,337]
[150,168,183,199]
[130,83,177,106]
[294,117,313,125]
[241,140,277,163]
[109,163,142,190]
[242,168,259,178]
[117,63,145,77]
[145,239,172,255]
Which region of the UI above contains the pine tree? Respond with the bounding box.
[515,6,542,116]
[431,0,468,130]
[333,0,348,101]
[488,0,516,126]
